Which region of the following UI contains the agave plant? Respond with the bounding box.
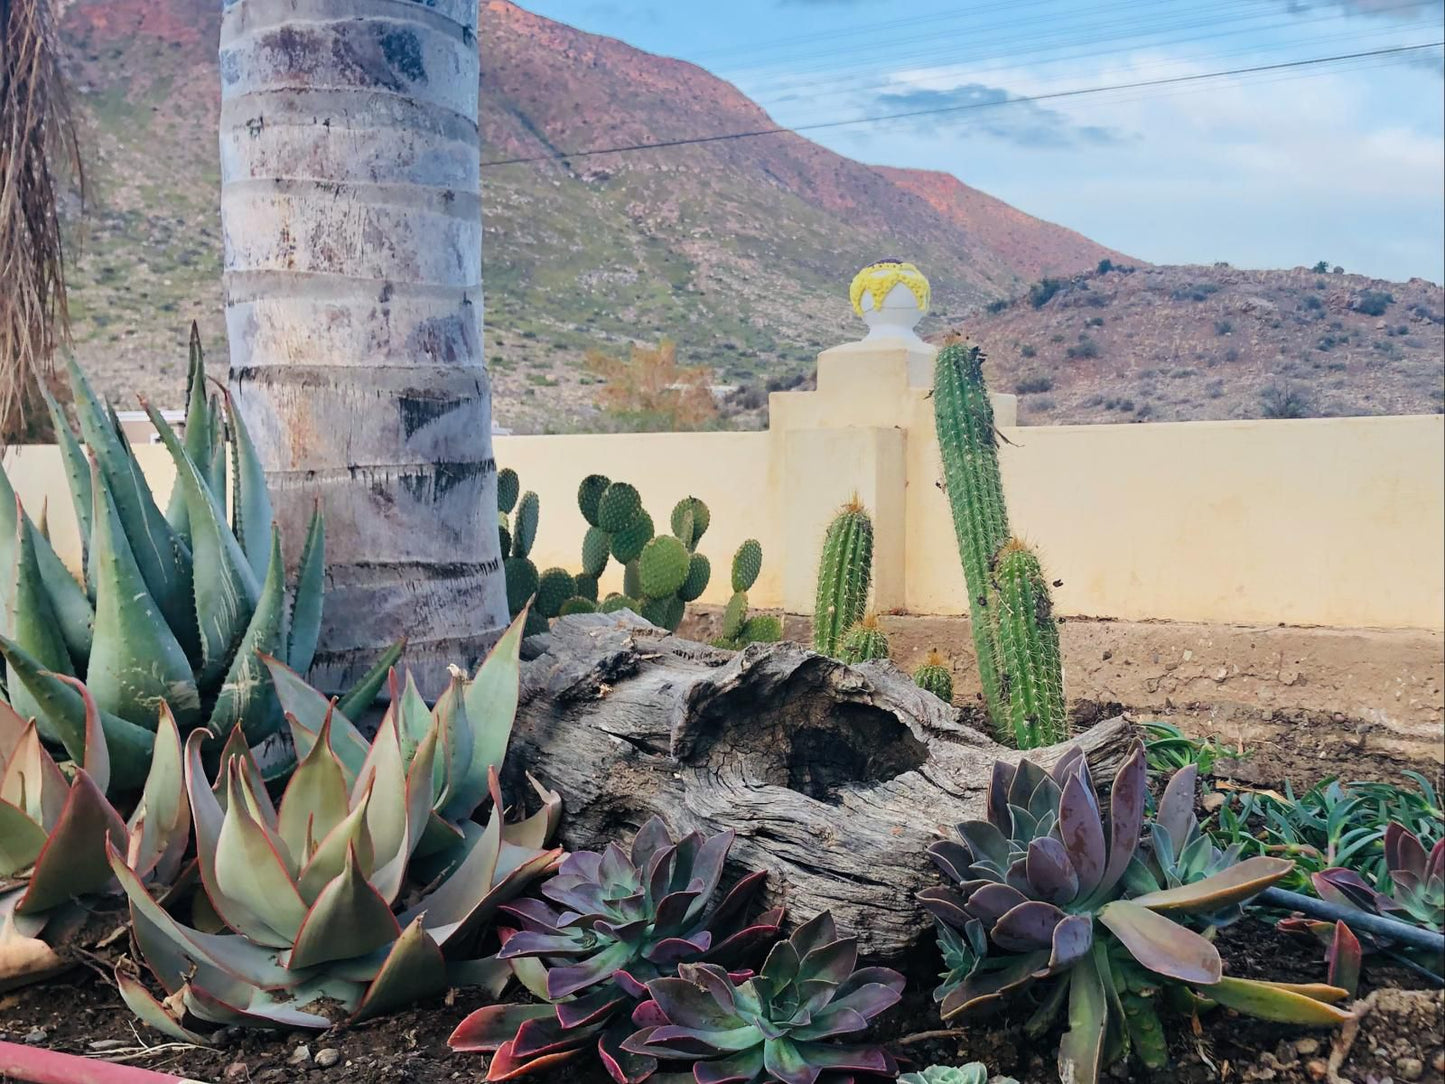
[622,911,904,1084]
[449,817,783,1082]
[0,337,385,793]
[111,613,562,1041]
[919,743,1352,1083]
[0,679,188,990]
[260,611,537,867]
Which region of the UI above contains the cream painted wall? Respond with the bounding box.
[8,339,1441,631]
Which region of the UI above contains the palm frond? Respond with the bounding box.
[0,0,82,442]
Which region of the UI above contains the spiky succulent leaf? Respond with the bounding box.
[287,504,326,675]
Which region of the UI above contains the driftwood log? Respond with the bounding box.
[509,613,1136,958]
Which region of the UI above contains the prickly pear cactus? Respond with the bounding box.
[732,539,762,593]
[720,591,749,642]
[496,468,520,514]
[581,526,611,577]
[578,474,610,527]
[840,615,890,664]
[610,510,654,564]
[513,491,539,559]
[989,539,1066,748]
[738,614,782,644]
[913,650,954,703]
[678,553,710,603]
[535,568,577,620]
[638,536,690,599]
[559,597,596,616]
[670,496,710,550]
[599,594,639,614]
[813,500,873,658]
[504,556,539,616]
[597,482,643,534]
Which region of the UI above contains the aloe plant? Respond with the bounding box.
[112,611,562,1041]
[449,817,782,1082]
[0,337,368,792]
[0,680,188,990]
[622,912,903,1084]
[919,744,1352,1082]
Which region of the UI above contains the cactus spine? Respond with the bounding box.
[812,500,873,659]
[913,650,954,703]
[989,539,1066,748]
[933,342,1014,737]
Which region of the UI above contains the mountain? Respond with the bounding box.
[957,263,1444,424]
[55,0,1132,432]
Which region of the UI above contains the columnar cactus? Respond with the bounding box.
[990,539,1067,747]
[932,342,1011,732]
[841,615,890,664]
[813,500,873,658]
[914,650,954,703]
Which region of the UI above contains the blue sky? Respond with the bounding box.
[512,0,1445,283]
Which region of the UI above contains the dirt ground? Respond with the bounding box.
[682,610,1445,770]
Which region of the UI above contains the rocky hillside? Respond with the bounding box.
[55,0,1130,432]
[958,264,1444,424]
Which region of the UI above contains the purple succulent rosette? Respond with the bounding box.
[1278,822,1443,988]
[450,816,783,1082]
[918,741,1349,1082]
[623,911,903,1084]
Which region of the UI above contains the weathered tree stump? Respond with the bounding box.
[510,612,1136,958]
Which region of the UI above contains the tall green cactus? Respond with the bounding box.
[933,342,1012,736]
[813,500,873,659]
[989,539,1066,748]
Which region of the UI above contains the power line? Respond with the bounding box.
[480,41,1443,169]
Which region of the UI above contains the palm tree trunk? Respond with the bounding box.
[219,0,506,694]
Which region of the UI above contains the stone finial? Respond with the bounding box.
[849,259,930,343]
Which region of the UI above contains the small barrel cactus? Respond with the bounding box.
[840,614,890,664]
[914,649,954,703]
[813,499,873,658]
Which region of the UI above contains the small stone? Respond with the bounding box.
[89,1039,129,1052]
[1431,1052,1444,1074]
[1202,792,1226,814]
[223,1063,249,1082]
[1396,1056,1423,1080]
[1182,649,1194,662]
[23,1028,47,1045]
[1295,1038,1320,1056]
[315,1049,341,1069]
[1214,666,1229,682]
[288,1044,313,1067]
[1305,1058,1329,1081]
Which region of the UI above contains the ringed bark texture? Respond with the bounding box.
[219,0,507,694]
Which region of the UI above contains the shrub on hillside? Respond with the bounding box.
[1066,337,1100,360]
[1353,290,1394,317]
[1014,374,1055,394]
[1029,277,1064,308]
[1260,383,1312,419]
